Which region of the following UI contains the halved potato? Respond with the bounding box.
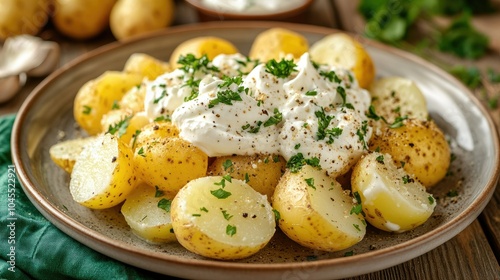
[169,36,238,68]
[273,165,366,252]
[123,53,171,80]
[49,137,95,173]
[309,33,375,89]
[121,184,177,243]
[171,176,276,260]
[70,133,137,209]
[249,27,309,62]
[351,152,437,233]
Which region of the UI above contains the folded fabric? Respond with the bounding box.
[0,115,168,280]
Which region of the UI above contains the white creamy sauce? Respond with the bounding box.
[145,52,372,177]
[201,0,308,15]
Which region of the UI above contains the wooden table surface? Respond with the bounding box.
[1,1,499,279]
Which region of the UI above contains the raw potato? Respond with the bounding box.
[123,53,172,81]
[249,28,309,62]
[70,133,137,209]
[121,184,177,243]
[73,71,143,135]
[309,33,375,89]
[110,0,175,40]
[351,152,437,232]
[0,0,50,40]
[169,36,239,68]
[369,119,450,188]
[52,0,116,40]
[49,137,95,173]
[133,137,208,198]
[370,77,428,123]
[207,154,286,202]
[171,176,276,260]
[273,165,366,252]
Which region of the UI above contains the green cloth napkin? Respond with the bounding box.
[0,115,168,280]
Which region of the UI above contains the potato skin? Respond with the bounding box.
[53,0,116,40]
[169,36,238,67]
[0,0,50,40]
[249,28,309,62]
[369,119,450,188]
[207,154,286,202]
[73,71,143,135]
[123,53,172,81]
[133,137,208,198]
[273,165,366,252]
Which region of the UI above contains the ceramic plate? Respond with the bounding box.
[11,22,500,280]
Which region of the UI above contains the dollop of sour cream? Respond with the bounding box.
[200,0,308,15]
[145,52,372,177]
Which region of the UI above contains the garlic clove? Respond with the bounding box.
[0,73,26,103]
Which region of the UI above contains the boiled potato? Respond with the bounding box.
[70,133,137,209]
[133,137,207,198]
[207,154,286,202]
[273,165,366,252]
[131,120,178,148]
[0,0,50,40]
[171,176,276,260]
[121,184,177,243]
[368,119,450,188]
[101,109,150,146]
[49,137,96,173]
[119,84,147,113]
[123,53,172,80]
[309,33,375,89]
[351,152,437,232]
[110,0,175,40]
[52,0,116,40]
[73,71,143,135]
[249,28,309,62]
[370,77,428,123]
[169,36,239,68]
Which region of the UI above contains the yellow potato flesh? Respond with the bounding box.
[49,137,95,173]
[169,36,238,67]
[351,152,436,232]
[171,176,275,260]
[123,53,172,81]
[249,27,309,62]
[70,133,137,209]
[121,184,176,243]
[273,165,366,252]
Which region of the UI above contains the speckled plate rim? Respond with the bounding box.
[11,22,500,279]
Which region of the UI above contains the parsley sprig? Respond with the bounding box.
[315,107,343,144]
[366,105,408,128]
[286,153,321,173]
[265,58,297,78]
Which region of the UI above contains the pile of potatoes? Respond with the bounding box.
[0,0,175,41]
[50,28,451,260]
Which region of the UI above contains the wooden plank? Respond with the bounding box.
[480,182,500,262]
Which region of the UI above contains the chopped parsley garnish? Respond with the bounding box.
[402,175,414,184]
[294,143,301,150]
[272,209,281,222]
[111,100,120,110]
[222,159,233,172]
[131,129,141,149]
[235,56,260,75]
[226,224,237,236]
[208,88,244,108]
[157,198,172,212]
[286,153,321,173]
[219,76,243,88]
[263,108,283,127]
[350,191,365,216]
[319,70,342,83]
[244,173,250,183]
[137,147,146,157]
[222,210,233,221]
[356,120,369,150]
[366,105,408,128]
[305,90,318,96]
[315,107,343,144]
[154,186,164,197]
[447,190,459,197]
[265,58,297,78]
[82,105,92,115]
[177,54,219,74]
[153,90,167,104]
[344,251,354,257]
[182,77,200,102]
[154,115,171,122]
[200,207,209,212]
[192,213,201,217]
[337,86,354,109]
[305,178,316,189]
[376,155,384,164]
[353,224,361,231]
[211,188,232,199]
[428,195,435,204]
[107,116,131,137]
[241,121,263,133]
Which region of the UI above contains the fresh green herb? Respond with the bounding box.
[223,159,233,172]
[487,68,500,83]
[200,207,209,212]
[356,120,369,150]
[208,88,244,108]
[192,213,201,217]
[263,108,283,127]
[219,76,243,88]
[305,178,316,189]
[265,58,297,78]
[438,12,489,59]
[305,90,318,96]
[244,173,250,183]
[366,105,408,128]
[107,116,131,137]
[226,224,237,236]
[241,121,263,133]
[306,255,318,261]
[344,251,354,257]
[82,105,92,115]
[273,209,281,222]
[286,153,321,173]
[376,155,385,164]
[337,86,354,109]
[402,175,413,184]
[273,155,280,162]
[353,224,361,231]
[154,186,164,197]
[350,191,365,216]
[157,198,172,212]
[449,66,482,88]
[137,147,146,157]
[294,143,301,150]
[177,54,219,73]
[131,129,141,149]
[111,100,120,110]
[428,195,435,204]
[319,70,342,83]
[222,210,233,221]
[153,90,167,104]
[315,107,343,144]
[235,57,260,75]
[211,188,232,199]
[447,189,459,197]
[183,77,201,102]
